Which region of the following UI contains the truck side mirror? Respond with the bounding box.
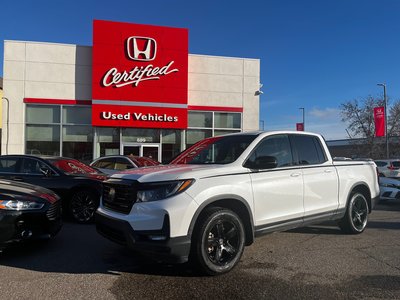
[245,156,278,170]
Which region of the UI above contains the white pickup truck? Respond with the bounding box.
[96,131,379,275]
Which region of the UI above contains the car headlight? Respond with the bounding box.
[0,200,44,210]
[137,179,195,202]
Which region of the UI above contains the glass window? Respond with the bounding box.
[62,126,93,163]
[96,127,120,156]
[186,129,212,147]
[0,158,19,173]
[26,125,60,156]
[161,130,181,164]
[121,128,160,143]
[374,161,387,167]
[21,158,48,174]
[291,135,326,165]
[188,112,212,128]
[172,134,257,164]
[92,158,116,169]
[26,125,60,142]
[63,106,91,124]
[214,112,241,129]
[115,157,133,170]
[214,129,241,137]
[247,135,293,168]
[26,105,60,124]
[63,125,93,142]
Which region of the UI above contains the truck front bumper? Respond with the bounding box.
[95,210,191,264]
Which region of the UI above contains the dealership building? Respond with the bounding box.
[2,20,260,163]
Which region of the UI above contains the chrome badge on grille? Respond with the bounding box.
[108,187,116,202]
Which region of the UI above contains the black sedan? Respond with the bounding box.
[0,179,62,249]
[0,155,107,223]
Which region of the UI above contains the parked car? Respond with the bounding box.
[90,155,160,175]
[0,155,107,223]
[0,179,62,250]
[375,159,400,178]
[379,176,400,201]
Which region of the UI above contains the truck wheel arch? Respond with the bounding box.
[188,195,255,246]
[348,182,372,213]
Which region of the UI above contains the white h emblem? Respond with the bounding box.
[126,36,157,61]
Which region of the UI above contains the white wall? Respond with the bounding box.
[2,40,260,154]
[2,41,92,154]
[188,54,260,131]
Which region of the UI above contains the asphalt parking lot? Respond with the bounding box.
[1,202,399,300]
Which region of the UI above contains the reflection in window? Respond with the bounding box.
[214,112,241,129]
[26,124,60,156]
[96,127,120,157]
[62,125,93,163]
[248,135,293,168]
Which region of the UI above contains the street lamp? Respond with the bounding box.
[299,107,305,131]
[377,83,389,158]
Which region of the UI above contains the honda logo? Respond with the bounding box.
[126,36,157,61]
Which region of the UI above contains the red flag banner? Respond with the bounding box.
[296,123,304,131]
[374,106,385,137]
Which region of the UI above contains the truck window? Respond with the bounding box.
[246,134,293,168]
[291,135,327,165]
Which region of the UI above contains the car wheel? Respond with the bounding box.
[69,189,98,223]
[191,207,245,275]
[339,192,369,234]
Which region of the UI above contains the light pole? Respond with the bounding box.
[377,83,389,158]
[299,107,305,131]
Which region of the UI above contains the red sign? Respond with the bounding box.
[374,106,385,137]
[296,123,304,131]
[92,20,188,128]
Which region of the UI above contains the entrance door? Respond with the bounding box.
[122,143,161,162]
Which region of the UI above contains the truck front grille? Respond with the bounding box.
[102,179,138,214]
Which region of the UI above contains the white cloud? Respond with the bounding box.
[309,107,341,119]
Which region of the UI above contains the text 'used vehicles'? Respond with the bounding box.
[95,131,380,275]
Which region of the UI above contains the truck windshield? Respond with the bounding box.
[171,134,258,165]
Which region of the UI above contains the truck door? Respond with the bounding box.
[246,134,304,229]
[290,135,339,218]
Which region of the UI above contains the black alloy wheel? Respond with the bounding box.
[339,192,369,234]
[69,189,98,223]
[192,207,245,275]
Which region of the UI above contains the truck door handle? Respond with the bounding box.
[290,173,301,177]
[324,169,333,173]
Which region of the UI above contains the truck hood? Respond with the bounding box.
[110,164,245,182]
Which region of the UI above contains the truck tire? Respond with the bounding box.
[191,207,245,275]
[339,192,369,234]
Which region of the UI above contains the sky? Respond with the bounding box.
[1,0,400,140]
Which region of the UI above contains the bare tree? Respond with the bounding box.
[340,95,387,158]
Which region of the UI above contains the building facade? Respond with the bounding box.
[2,20,260,163]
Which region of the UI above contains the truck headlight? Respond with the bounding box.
[137,179,195,202]
[0,200,44,210]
